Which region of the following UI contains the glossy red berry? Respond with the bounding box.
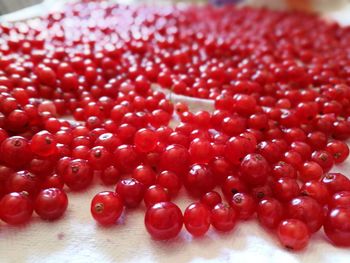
[184,202,211,236]
[211,203,237,232]
[230,192,256,220]
[91,191,124,225]
[144,185,170,208]
[35,188,68,220]
[326,140,349,163]
[257,197,284,229]
[30,131,57,157]
[200,191,222,209]
[240,153,269,186]
[160,144,190,175]
[328,191,350,209]
[145,202,183,240]
[184,164,215,197]
[286,196,324,233]
[0,136,32,168]
[0,192,33,225]
[134,128,158,153]
[115,178,145,208]
[156,170,181,197]
[324,207,350,247]
[277,219,310,251]
[62,159,93,191]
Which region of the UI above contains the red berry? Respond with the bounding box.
[230,192,256,220]
[145,202,183,240]
[0,192,33,225]
[30,131,57,157]
[35,188,68,220]
[324,207,350,247]
[277,219,310,250]
[0,136,32,168]
[200,191,222,209]
[211,203,237,232]
[184,202,211,236]
[91,191,124,225]
[286,196,324,233]
[240,153,269,186]
[115,178,145,208]
[184,164,215,197]
[134,128,158,153]
[144,185,170,208]
[62,159,93,191]
[257,197,284,229]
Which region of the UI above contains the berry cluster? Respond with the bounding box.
[1,2,350,250]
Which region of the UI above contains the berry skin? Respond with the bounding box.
[134,128,158,153]
[184,202,211,236]
[298,161,323,182]
[144,185,170,208]
[321,173,350,194]
[257,197,284,229]
[211,203,237,232]
[156,170,181,197]
[91,191,124,225]
[271,177,300,202]
[62,159,93,191]
[88,146,112,170]
[300,180,330,205]
[30,130,57,157]
[200,191,222,209]
[277,219,310,251]
[326,140,349,163]
[328,191,350,209]
[240,153,269,186]
[6,170,40,197]
[230,192,256,220]
[189,138,214,164]
[0,136,32,168]
[160,144,190,175]
[184,164,215,197]
[0,192,33,225]
[100,166,120,185]
[286,196,324,233]
[113,145,140,173]
[35,188,68,220]
[132,165,157,187]
[115,178,145,208]
[144,202,183,240]
[324,207,350,247]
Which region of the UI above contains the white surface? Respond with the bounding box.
[1,2,350,263]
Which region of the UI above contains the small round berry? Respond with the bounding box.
[257,197,284,229]
[211,203,237,232]
[240,153,269,186]
[277,219,310,251]
[0,192,33,225]
[144,185,170,208]
[91,191,124,225]
[134,128,158,153]
[115,178,145,208]
[62,159,93,191]
[30,130,57,157]
[145,202,183,240]
[200,191,222,209]
[35,188,68,220]
[324,207,350,247]
[184,202,211,236]
[230,192,256,220]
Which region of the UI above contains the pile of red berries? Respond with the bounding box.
[1,1,350,250]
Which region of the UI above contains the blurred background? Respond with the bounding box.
[1,0,350,20]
